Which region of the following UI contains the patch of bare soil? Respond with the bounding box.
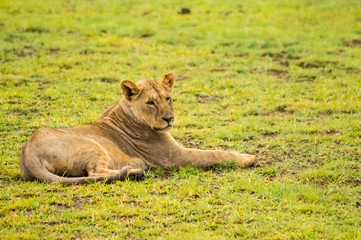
[297,60,338,69]
[42,221,68,226]
[24,27,49,33]
[112,215,135,222]
[140,33,152,38]
[121,200,142,207]
[259,131,279,138]
[327,49,345,55]
[266,69,288,76]
[342,179,361,187]
[79,49,95,55]
[262,51,301,62]
[244,108,293,117]
[318,130,340,136]
[262,51,300,60]
[50,202,71,210]
[0,178,12,186]
[300,177,361,188]
[46,48,59,55]
[345,67,361,74]
[15,193,37,199]
[196,95,222,103]
[178,8,191,15]
[318,109,358,116]
[272,104,293,114]
[295,75,316,82]
[82,77,118,83]
[158,172,174,180]
[72,195,93,209]
[210,68,226,72]
[174,134,205,148]
[343,39,361,47]
[15,46,37,58]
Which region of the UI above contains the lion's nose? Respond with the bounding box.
[162,117,174,124]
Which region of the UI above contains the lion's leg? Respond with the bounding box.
[88,168,121,177]
[87,166,145,180]
[175,148,257,168]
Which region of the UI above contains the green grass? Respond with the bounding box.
[1,0,361,239]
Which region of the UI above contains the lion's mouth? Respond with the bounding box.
[153,124,173,131]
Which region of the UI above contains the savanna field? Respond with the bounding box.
[1,0,361,239]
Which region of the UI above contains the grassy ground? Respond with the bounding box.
[1,0,361,239]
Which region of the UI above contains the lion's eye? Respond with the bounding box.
[147,101,155,106]
[166,97,171,102]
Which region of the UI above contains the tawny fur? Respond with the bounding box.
[20,73,257,184]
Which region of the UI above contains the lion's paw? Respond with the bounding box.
[237,154,257,167]
[127,168,146,181]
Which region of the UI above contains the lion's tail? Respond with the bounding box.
[19,143,131,185]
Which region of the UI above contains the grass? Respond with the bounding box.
[1,0,361,239]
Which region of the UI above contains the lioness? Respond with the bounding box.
[20,73,257,184]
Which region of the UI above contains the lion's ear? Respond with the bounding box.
[120,80,140,102]
[161,73,175,92]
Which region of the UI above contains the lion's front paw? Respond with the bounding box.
[126,168,146,181]
[237,154,257,167]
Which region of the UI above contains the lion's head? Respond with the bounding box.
[120,73,175,132]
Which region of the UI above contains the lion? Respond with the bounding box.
[19,73,257,184]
